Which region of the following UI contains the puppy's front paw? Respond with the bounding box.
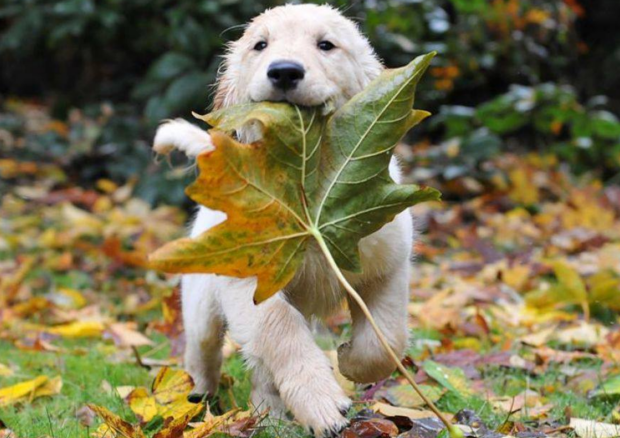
[280,378,351,437]
[306,399,351,438]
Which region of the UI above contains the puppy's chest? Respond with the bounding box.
[285,241,344,318]
[284,227,397,318]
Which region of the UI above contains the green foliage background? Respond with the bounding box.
[1,0,620,205]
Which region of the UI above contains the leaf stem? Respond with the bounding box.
[312,231,463,438]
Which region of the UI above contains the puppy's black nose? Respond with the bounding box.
[267,61,305,90]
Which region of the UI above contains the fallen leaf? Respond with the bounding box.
[105,323,153,348]
[89,404,146,438]
[423,360,474,398]
[520,325,558,347]
[383,383,444,408]
[490,390,542,414]
[76,405,96,427]
[590,374,620,398]
[326,350,356,396]
[344,418,399,438]
[185,408,256,438]
[47,321,105,338]
[570,418,620,438]
[127,367,202,423]
[0,375,62,407]
[371,402,436,419]
[554,322,610,347]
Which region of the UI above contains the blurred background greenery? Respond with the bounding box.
[1,0,619,206]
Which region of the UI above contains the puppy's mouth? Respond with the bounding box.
[252,92,336,112]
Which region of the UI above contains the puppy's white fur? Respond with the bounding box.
[153,5,413,436]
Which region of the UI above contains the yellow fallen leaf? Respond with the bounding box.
[35,376,63,398]
[502,263,531,291]
[127,388,158,423]
[508,167,539,205]
[127,367,201,423]
[0,375,62,407]
[91,423,118,438]
[589,270,620,311]
[371,402,436,419]
[550,260,590,319]
[47,321,105,338]
[325,350,355,396]
[384,383,444,408]
[570,418,620,438]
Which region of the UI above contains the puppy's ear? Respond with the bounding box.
[212,54,240,110]
[213,79,229,111]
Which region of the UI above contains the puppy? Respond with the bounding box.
[153,4,413,436]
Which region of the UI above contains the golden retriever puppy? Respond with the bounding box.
[153,4,412,436]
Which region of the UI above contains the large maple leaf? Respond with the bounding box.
[150,52,440,303]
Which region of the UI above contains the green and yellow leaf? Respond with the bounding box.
[150,52,440,303]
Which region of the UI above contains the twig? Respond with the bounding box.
[313,232,463,438]
[545,425,573,434]
[131,346,151,370]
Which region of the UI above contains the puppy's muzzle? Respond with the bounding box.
[267,61,305,91]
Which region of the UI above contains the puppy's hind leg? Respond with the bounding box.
[338,261,410,384]
[182,274,225,400]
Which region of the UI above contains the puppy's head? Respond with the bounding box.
[214,4,383,110]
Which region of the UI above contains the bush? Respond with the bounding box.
[1,0,619,206]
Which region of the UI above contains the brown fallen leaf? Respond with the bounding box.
[76,405,96,427]
[533,346,596,365]
[88,404,146,438]
[104,322,154,348]
[153,409,200,438]
[343,417,399,438]
[490,390,542,414]
[185,408,257,438]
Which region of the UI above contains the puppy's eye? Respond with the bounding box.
[253,41,268,51]
[318,40,335,51]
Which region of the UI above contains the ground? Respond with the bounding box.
[1,102,619,438]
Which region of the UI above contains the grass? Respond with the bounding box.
[0,339,151,437]
[1,331,617,438]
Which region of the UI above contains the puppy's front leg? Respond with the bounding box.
[219,281,351,437]
[153,119,214,157]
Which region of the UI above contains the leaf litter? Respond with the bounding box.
[0,79,619,438]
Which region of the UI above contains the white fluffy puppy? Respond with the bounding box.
[153,4,413,436]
